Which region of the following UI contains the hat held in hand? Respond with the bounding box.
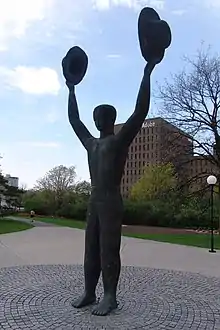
[62,46,88,85]
[138,7,172,64]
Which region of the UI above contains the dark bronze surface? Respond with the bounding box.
[62,6,171,316]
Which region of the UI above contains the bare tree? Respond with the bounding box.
[35,165,76,207]
[19,183,27,192]
[158,46,220,226]
[158,47,220,180]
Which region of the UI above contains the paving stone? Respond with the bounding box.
[0,265,220,329]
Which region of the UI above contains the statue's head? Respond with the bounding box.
[93,104,117,133]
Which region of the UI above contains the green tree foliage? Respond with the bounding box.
[0,159,24,211]
[130,163,177,201]
[74,180,91,196]
[23,165,91,219]
[34,165,77,209]
[4,186,24,208]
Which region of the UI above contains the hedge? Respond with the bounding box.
[23,196,218,229]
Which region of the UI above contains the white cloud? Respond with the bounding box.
[203,0,220,7]
[92,0,164,11]
[45,111,60,123]
[171,9,186,15]
[21,142,61,148]
[0,66,61,95]
[0,0,166,51]
[0,0,53,51]
[107,54,122,58]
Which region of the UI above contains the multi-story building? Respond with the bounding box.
[187,156,219,193]
[115,117,193,197]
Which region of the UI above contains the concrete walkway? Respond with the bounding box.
[6,215,58,227]
[0,226,220,277]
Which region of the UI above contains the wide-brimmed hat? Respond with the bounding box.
[62,46,88,85]
[138,7,172,64]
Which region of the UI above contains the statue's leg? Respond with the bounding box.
[72,200,101,308]
[92,195,123,316]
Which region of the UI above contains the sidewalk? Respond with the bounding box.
[0,226,220,277]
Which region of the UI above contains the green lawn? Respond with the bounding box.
[34,216,86,229]
[14,215,220,249]
[124,232,220,250]
[0,218,33,234]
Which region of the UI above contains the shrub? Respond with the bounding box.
[23,189,214,229]
[123,198,211,229]
[23,196,54,215]
[57,200,87,221]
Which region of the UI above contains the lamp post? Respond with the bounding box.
[207,175,217,253]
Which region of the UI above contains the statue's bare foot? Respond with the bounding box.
[71,292,96,308]
[92,295,118,316]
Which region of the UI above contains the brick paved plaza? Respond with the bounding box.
[1,264,220,329]
[0,225,220,329]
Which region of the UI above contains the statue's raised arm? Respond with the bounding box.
[115,62,155,147]
[62,46,93,149]
[116,7,171,148]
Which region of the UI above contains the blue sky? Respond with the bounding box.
[1,0,220,188]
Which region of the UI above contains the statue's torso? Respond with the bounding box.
[87,135,128,192]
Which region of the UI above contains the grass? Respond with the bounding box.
[38,217,86,229]
[0,218,33,234]
[14,214,220,249]
[124,232,220,250]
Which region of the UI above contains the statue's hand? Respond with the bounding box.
[62,46,88,86]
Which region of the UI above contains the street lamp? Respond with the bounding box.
[207,175,217,253]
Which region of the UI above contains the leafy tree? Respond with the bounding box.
[74,180,91,196]
[34,165,76,208]
[130,163,177,201]
[23,190,56,215]
[0,160,7,211]
[4,186,24,208]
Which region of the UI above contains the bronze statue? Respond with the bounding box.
[62,7,171,316]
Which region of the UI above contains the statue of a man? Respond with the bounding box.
[62,7,171,316]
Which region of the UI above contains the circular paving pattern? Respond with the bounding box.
[0,265,220,329]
